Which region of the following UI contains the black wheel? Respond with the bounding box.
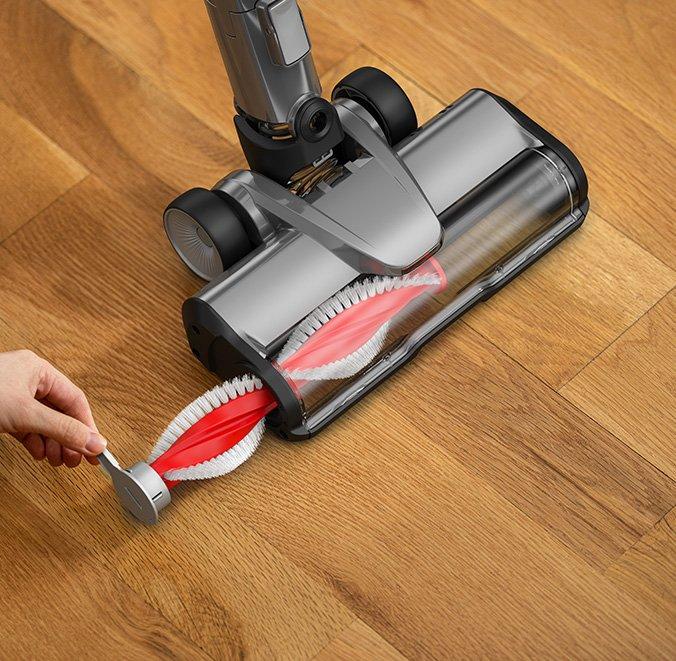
[164,188,254,281]
[332,66,418,146]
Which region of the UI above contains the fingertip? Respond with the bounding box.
[23,434,46,461]
[63,448,83,469]
[45,438,63,467]
[84,432,107,456]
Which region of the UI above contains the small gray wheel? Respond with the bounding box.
[164,188,253,281]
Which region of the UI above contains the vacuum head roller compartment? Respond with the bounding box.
[104,0,588,523]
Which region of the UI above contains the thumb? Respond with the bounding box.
[28,401,107,456]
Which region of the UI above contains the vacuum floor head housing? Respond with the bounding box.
[136,0,589,524]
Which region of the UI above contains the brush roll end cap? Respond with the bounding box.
[110,461,171,525]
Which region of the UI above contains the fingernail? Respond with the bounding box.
[85,432,107,454]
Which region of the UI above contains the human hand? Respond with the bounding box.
[0,350,107,467]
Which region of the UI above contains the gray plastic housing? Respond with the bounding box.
[183,89,588,439]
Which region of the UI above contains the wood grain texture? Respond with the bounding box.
[0,101,87,242]
[306,0,553,103]
[561,291,676,480]
[315,620,406,661]
[472,0,676,144]
[0,0,242,203]
[0,479,208,660]
[1,0,675,658]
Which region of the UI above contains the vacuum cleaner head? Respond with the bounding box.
[166,86,588,443]
[106,1,589,524]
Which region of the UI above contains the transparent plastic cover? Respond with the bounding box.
[272,148,580,432]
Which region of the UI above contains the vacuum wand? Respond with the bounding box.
[204,0,321,125]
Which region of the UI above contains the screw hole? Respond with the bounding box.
[308,110,328,134]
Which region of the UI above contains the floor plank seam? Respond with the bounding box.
[0,173,94,249]
[603,504,676,575]
[307,616,360,660]
[557,285,675,392]
[589,211,676,274]
[555,390,676,491]
[455,318,568,396]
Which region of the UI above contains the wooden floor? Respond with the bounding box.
[0,1,674,658]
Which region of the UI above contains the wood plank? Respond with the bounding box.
[561,291,676,480]
[605,507,676,625]
[0,101,87,242]
[198,389,674,658]
[516,65,676,269]
[0,430,354,659]
[384,319,675,570]
[315,620,405,661]
[0,176,355,659]
[0,0,242,204]
[306,0,555,103]
[0,478,209,660]
[463,213,675,388]
[43,0,361,144]
[472,0,676,144]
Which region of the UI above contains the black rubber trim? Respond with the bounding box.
[332,66,418,146]
[182,297,305,435]
[477,89,589,203]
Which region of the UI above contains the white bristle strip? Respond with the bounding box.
[276,272,440,366]
[147,374,263,463]
[162,418,265,481]
[283,321,390,381]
